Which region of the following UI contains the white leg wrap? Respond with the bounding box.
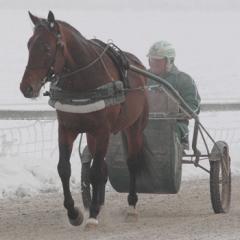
[86,218,99,226]
[127,206,138,216]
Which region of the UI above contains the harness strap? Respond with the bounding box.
[90,39,130,89]
[48,80,124,103]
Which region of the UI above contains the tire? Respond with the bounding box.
[210,143,231,213]
[79,145,92,209]
[81,162,92,209]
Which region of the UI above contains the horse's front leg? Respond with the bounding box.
[58,125,83,226]
[86,132,109,227]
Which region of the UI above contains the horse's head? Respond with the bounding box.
[20,11,65,98]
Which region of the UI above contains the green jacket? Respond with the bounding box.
[148,65,201,114]
[147,65,201,145]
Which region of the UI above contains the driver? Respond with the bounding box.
[147,40,201,149]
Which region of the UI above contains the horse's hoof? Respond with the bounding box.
[68,207,84,226]
[85,218,98,230]
[126,206,138,222]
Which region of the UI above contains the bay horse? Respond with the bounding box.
[20,11,149,227]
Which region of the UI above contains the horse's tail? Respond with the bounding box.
[137,95,150,176]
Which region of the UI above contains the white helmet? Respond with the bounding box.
[147,41,176,61]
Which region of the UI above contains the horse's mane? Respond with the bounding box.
[34,18,144,70]
[57,20,87,41]
[57,20,145,69]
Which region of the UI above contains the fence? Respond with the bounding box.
[0,103,240,159]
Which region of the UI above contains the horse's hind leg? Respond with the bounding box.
[125,112,147,220]
[58,125,83,226]
[125,131,143,219]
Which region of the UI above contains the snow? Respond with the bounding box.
[0,119,84,198]
[1,1,240,198]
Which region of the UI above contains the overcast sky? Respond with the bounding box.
[1,0,240,11]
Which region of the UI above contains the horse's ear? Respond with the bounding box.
[47,11,56,29]
[28,11,39,26]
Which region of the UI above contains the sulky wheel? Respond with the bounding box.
[209,141,231,213]
[81,162,92,209]
[80,146,92,209]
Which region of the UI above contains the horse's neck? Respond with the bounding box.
[62,28,92,68]
[61,26,108,90]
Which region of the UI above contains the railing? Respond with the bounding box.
[0,103,239,160]
[0,102,240,120]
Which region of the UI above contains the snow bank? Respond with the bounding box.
[0,120,84,199]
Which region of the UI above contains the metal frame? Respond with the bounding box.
[77,64,226,177]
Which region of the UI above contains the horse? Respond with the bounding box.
[20,11,149,227]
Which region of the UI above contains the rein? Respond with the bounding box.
[45,37,113,86]
[58,41,112,81]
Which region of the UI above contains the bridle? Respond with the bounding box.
[25,22,64,87]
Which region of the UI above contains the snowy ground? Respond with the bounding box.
[1,2,240,199]
[1,177,240,240]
